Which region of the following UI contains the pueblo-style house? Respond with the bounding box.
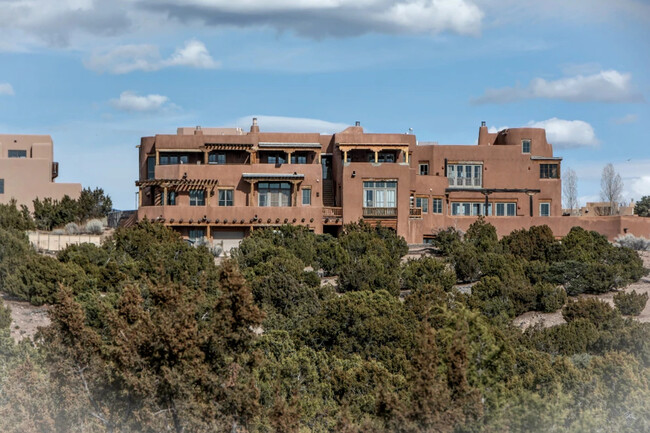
[136,119,648,250]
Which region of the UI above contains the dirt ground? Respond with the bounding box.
[1,292,50,342]
[514,250,650,329]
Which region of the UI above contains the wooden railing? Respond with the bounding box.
[409,207,422,218]
[323,207,343,217]
[363,207,397,217]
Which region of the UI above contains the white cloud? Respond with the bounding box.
[528,118,598,149]
[473,70,644,104]
[628,176,650,201]
[612,114,638,125]
[109,91,170,112]
[0,83,14,96]
[142,0,484,38]
[234,115,349,134]
[85,40,219,74]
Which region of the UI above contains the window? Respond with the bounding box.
[419,163,429,175]
[495,202,517,216]
[377,152,395,163]
[432,198,443,214]
[447,164,482,188]
[209,153,226,164]
[189,189,205,206]
[363,181,397,208]
[540,202,550,217]
[540,164,559,179]
[160,154,189,165]
[415,196,428,213]
[302,188,311,205]
[451,202,492,216]
[291,154,308,164]
[147,156,155,180]
[8,150,27,158]
[267,153,286,164]
[259,182,291,207]
[522,139,531,153]
[189,228,205,242]
[218,189,234,206]
[0,179,4,194]
[167,191,177,206]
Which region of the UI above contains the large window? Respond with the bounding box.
[302,188,311,206]
[189,189,205,206]
[219,189,234,206]
[495,202,517,216]
[540,202,550,217]
[540,164,559,179]
[432,198,443,214]
[189,228,205,242]
[160,154,189,165]
[291,153,308,164]
[415,196,428,213]
[147,156,155,180]
[209,152,226,164]
[522,140,531,153]
[8,150,27,158]
[259,182,291,207]
[447,164,482,188]
[451,202,492,216]
[419,162,429,175]
[267,153,287,164]
[363,181,397,208]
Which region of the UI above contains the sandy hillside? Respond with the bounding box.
[514,250,650,329]
[1,292,50,342]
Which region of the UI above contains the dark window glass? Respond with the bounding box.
[540,164,559,179]
[432,198,442,214]
[0,179,4,194]
[189,228,205,241]
[167,191,176,205]
[419,163,429,175]
[190,189,205,206]
[8,150,27,158]
[147,156,155,179]
[219,189,233,206]
[302,188,311,205]
[291,154,307,164]
[522,140,531,153]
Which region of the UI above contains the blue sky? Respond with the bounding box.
[0,0,648,209]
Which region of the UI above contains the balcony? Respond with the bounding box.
[323,207,343,217]
[363,207,397,218]
[409,207,422,218]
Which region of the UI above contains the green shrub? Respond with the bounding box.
[400,256,456,292]
[431,227,462,255]
[535,282,566,313]
[613,291,648,316]
[0,299,11,330]
[545,261,621,295]
[562,298,619,326]
[500,225,556,261]
[465,217,499,253]
[0,200,35,231]
[449,241,481,283]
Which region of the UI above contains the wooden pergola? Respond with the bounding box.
[242,173,305,207]
[337,143,410,164]
[135,178,219,206]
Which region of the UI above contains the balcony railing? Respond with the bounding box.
[409,207,422,218]
[323,207,343,217]
[363,207,397,218]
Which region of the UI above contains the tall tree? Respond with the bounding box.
[600,163,623,215]
[562,168,579,215]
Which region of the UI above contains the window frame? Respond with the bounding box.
[218,188,234,206]
[539,202,551,217]
[0,179,4,194]
[147,156,155,180]
[522,139,531,154]
[8,149,27,158]
[415,196,428,213]
[419,162,429,175]
[432,197,443,214]
[540,164,559,179]
[302,187,311,206]
[167,191,177,206]
[188,228,205,242]
[209,152,226,165]
[189,189,206,206]
[447,163,483,188]
[363,180,397,208]
[258,182,292,207]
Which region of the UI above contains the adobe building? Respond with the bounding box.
[0,134,81,210]
[136,119,649,250]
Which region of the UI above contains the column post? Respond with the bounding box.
[138,188,142,207]
[206,187,210,207]
[204,150,209,164]
[374,149,379,163]
[163,186,167,206]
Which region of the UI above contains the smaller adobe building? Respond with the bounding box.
[0,134,81,210]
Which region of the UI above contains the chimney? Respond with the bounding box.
[478,120,489,146]
[250,117,259,133]
[355,121,360,127]
[194,125,203,135]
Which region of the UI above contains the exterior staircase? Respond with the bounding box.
[322,180,335,207]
